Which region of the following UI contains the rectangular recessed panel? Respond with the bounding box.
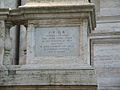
[35,26,80,57]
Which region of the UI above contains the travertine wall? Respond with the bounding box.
[0,0,120,90]
[92,0,120,90]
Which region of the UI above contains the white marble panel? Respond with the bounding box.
[35,26,80,57]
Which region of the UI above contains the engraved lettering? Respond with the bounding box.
[35,26,80,56]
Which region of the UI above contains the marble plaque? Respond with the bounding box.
[35,26,80,57]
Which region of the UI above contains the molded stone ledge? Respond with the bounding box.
[22,0,89,6]
[0,69,97,86]
[22,2,91,7]
[0,65,95,70]
[0,65,97,86]
[0,3,96,30]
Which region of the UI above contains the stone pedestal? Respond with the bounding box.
[0,0,97,89]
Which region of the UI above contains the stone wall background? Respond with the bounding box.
[92,0,120,90]
[0,0,120,90]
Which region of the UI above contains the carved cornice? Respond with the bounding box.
[0,3,96,30]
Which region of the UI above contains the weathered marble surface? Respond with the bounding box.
[0,0,17,8]
[0,67,97,86]
[0,1,97,89]
[91,0,120,90]
[26,19,90,66]
[19,25,27,65]
[0,0,120,90]
[0,0,17,65]
[93,42,120,90]
[21,0,88,6]
[93,22,120,33]
[35,26,80,57]
[3,22,12,65]
[9,26,16,65]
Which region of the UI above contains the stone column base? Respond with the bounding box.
[0,85,97,90]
